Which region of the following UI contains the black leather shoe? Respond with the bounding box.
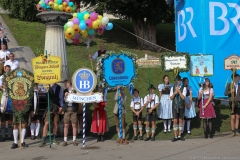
[151,136,155,141]
[101,135,105,142]
[31,136,35,140]
[0,137,5,142]
[209,131,213,138]
[22,142,28,147]
[97,135,101,142]
[144,137,150,141]
[133,136,138,140]
[178,136,185,141]
[172,137,178,142]
[11,143,18,149]
[139,136,143,140]
[204,132,208,139]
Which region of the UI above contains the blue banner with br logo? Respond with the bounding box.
[175,0,240,98]
[102,53,136,88]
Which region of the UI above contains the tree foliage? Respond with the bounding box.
[0,0,39,21]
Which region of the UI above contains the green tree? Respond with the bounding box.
[81,0,171,49]
[0,0,39,21]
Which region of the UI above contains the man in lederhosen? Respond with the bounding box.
[225,73,240,138]
[170,75,187,142]
[39,83,64,147]
[62,79,78,146]
[0,65,12,142]
[30,83,46,140]
[143,84,159,141]
[130,88,144,140]
[89,44,106,60]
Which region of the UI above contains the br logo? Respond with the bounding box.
[112,58,125,74]
[72,68,97,94]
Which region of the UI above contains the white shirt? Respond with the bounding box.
[130,96,144,110]
[198,87,214,95]
[4,60,19,70]
[92,50,107,60]
[144,94,159,108]
[0,50,10,63]
[0,75,4,86]
[235,83,238,95]
[170,85,187,97]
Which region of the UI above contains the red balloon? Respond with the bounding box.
[73,39,79,45]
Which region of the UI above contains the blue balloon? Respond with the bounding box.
[105,22,113,30]
[41,3,46,9]
[68,2,74,7]
[79,22,87,30]
[77,13,84,20]
[88,29,95,36]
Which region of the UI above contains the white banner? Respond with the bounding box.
[164,56,187,70]
[66,93,103,103]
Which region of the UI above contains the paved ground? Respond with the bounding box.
[0,135,240,160]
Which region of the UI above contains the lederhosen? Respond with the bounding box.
[227,83,240,115]
[146,94,157,122]
[132,97,143,122]
[172,86,185,119]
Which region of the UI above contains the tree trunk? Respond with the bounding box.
[132,18,157,49]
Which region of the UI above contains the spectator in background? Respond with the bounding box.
[89,44,106,60]
[0,22,4,30]
[4,53,19,70]
[0,43,10,74]
[0,30,9,50]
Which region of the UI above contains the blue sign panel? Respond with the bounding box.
[72,68,97,94]
[102,53,136,88]
[175,0,240,98]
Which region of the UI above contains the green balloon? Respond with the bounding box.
[64,24,68,31]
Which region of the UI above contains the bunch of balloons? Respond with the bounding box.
[64,11,113,45]
[37,0,76,12]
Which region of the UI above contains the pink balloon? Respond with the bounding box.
[74,33,80,39]
[65,0,70,3]
[72,18,80,24]
[45,0,49,4]
[97,26,104,34]
[85,19,93,28]
[90,12,98,21]
[73,39,79,45]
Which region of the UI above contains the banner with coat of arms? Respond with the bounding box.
[4,69,34,121]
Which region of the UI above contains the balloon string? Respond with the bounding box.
[112,22,174,53]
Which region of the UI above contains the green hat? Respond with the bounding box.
[175,75,182,81]
[148,84,156,90]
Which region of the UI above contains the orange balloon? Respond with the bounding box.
[64,32,72,38]
[63,2,67,6]
[66,6,72,13]
[72,24,80,32]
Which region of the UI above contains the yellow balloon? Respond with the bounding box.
[54,4,59,11]
[54,0,58,3]
[39,1,42,5]
[97,19,102,26]
[66,28,75,37]
[58,5,63,11]
[98,15,103,20]
[73,13,77,17]
[80,30,88,38]
[49,1,54,8]
[92,21,99,29]
[84,14,90,20]
[63,1,67,6]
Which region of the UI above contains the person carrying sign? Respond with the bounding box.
[130,88,144,140]
[144,84,159,141]
[170,75,186,142]
[224,73,240,138]
[113,87,127,142]
[62,80,79,147]
[39,83,64,147]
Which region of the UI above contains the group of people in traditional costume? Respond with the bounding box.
[0,41,239,150]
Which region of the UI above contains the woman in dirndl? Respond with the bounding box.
[198,78,215,139]
[158,75,173,133]
[91,87,109,142]
[182,77,196,135]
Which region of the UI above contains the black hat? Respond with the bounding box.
[148,84,156,90]
[175,75,182,81]
[232,73,239,79]
[132,88,139,94]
